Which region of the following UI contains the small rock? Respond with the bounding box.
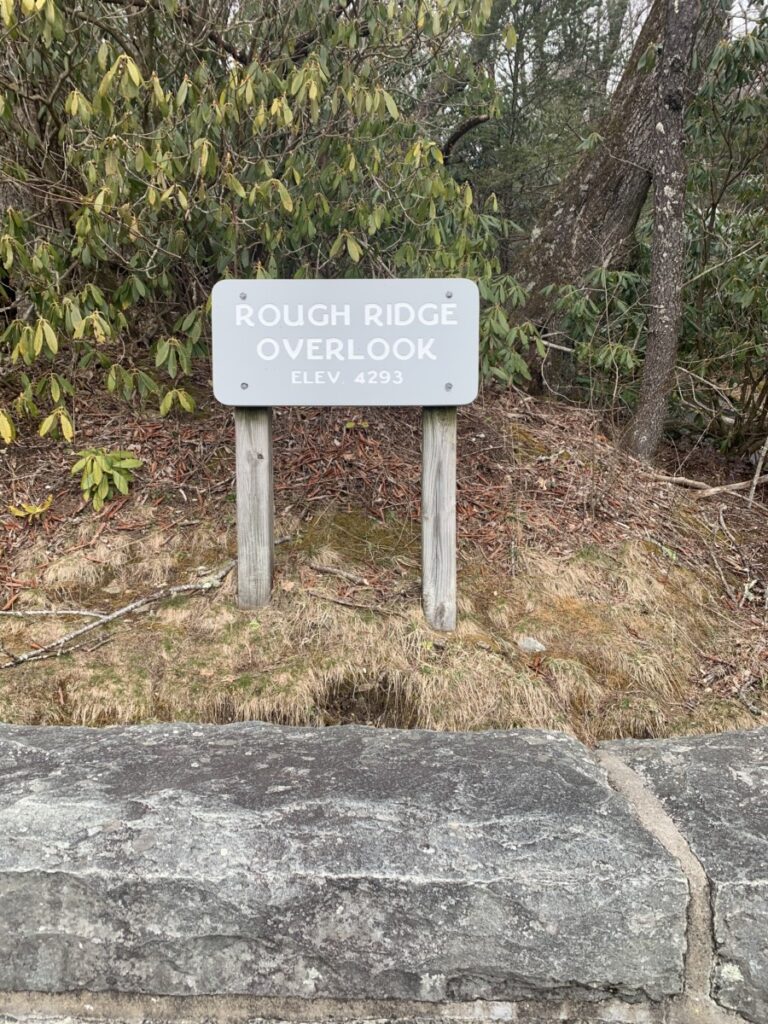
[517,635,547,653]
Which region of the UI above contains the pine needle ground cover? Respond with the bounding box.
[1,393,766,741]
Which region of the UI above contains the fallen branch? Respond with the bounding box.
[21,632,118,668]
[648,471,768,500]
[696,474,768,498]
[1,561,235,670]
[648,473,710,489]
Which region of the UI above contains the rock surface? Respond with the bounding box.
[0,723,687,1003]
[605,728,768,1023]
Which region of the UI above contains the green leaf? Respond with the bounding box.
[177,389,195,412]
[176,77,190,107]
[225,173,246,199]
[277,181,293,212]
[637,42,657,72]
[112,470,129,495]
[382,90,399,119]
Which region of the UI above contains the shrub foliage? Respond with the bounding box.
[0,0,519,446]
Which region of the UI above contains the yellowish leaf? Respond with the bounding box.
[60,411,74,442]
[0,409,15,444]
[346,235,362,262]
[382,90,399,120]
[125,57,143,87]
[42,320,58,354]
[38,413,55,437]
[504,25,517,49]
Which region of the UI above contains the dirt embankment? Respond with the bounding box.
[1,391,766,739]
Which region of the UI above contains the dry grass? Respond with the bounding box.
[1,506,763,742]
[2,393,766,740]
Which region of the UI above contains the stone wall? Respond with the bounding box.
[0,723,765,1024]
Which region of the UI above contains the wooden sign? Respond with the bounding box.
[212,278,480,631]
[212,278,478,406]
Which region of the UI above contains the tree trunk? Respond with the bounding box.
[596,0,632,96]
[512,0,726,328]
[621,0,702,459]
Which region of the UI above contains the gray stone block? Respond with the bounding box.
[0,724,687,1004]
[604,728,768,1023]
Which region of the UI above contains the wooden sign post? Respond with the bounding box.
[234,407,273,607]
[213,278,478,631]
[422,407,457,631]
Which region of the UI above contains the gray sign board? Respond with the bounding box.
[212,278,479,406]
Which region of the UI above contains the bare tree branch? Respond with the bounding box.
[442,114,490,160]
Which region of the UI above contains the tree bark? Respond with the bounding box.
[511,0,726,328]
[621,0,702,459]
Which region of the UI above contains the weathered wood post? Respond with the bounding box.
[422,407,457,631]
[234,407,274,607]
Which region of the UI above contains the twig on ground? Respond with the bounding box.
[309,563,370,586]
[1,561,235,670]
[84,635,115,654]
[648,470,768,502]
[649,473,711,489]
[304,588,407,618]
[709,544,738,604]
[697,474,768,498]
[718,506,740,550]
[0,608,108,620]
[748,435,768,507]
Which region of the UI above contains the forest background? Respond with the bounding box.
[1,0,766,468]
